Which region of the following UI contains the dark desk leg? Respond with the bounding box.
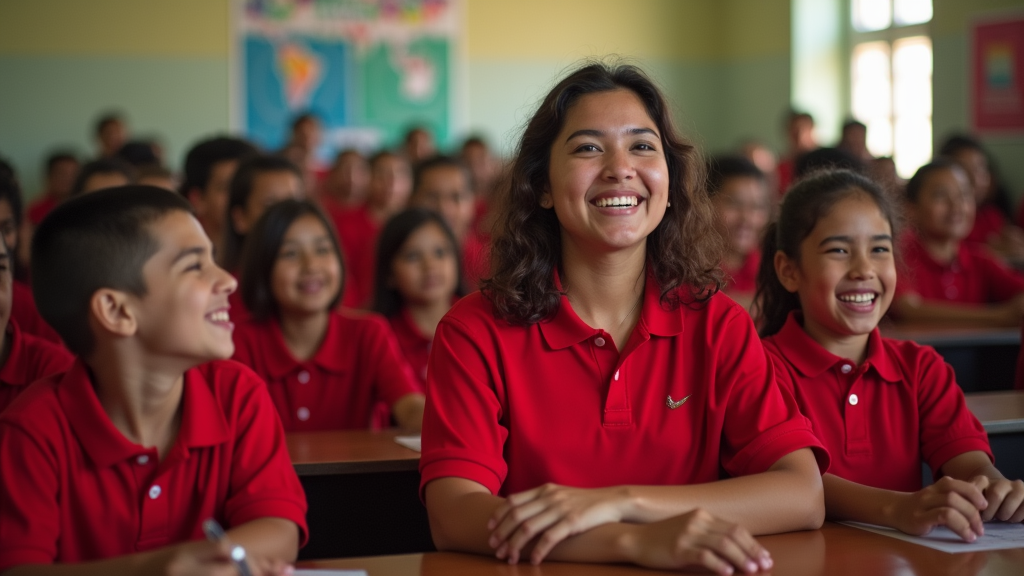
[298,471,436,560]
[932,345,1019,393]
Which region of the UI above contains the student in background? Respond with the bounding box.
[892,159,1024,326]
[460,135,502,223]
[26,151,79,227]
[70,157,134,197]
[758,169,1024,541]
[233,199,424,432]
[372,208,462,387]
[333,151,413,307]
[320,149,370,213]
[221,154,304,273]
[403,126,436,163]
[180,136,259,260]
[707,156,770,310]
[1,185,307,574]
[836,119,874,164]
[408,156,489,290]
[776,110,817,196]
[279,112,326,189]
[93,112,128,159]
[422,63,827,573]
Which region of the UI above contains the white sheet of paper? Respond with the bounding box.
[842,521,1024,553]
[394,435,421,452]
[294,570,367,576]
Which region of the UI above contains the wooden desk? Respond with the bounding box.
[287,430,431,560]
[968,391,1024,481]
[882,323,1020,392]
[300,522,1024,576]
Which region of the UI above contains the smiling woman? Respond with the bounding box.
[419,62,830,575]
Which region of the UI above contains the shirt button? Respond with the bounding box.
[297,407,310,421]
[841,364,853,374]
[594,336,606,347]
[849,394,859,406]
[136,455,149,465]
[148,485,162,499]
[297,371,310,384]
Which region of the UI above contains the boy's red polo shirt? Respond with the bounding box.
[896,231,1024,304]
[763,312,992,492]
[419,276,829,498]
[232,309,419,431]
[0,360,308,570]
[0,320,74,413]
[13,280,62,344]
[331,206,380,307]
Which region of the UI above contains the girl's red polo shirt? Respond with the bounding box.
[763,312,992,492]
[0,320,74,413]
[388,308,431,389]
[0,360,308,570]
[232,309,420,431]
[896,231,1024,304]
[419,277,829,498]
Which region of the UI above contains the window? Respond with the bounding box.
[850,0,932,178]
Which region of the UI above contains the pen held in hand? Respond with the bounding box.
[202,518,254,576]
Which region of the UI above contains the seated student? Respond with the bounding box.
[26,150,79,226]
[180,136,258,260]
[93,112,128,159]
[408,156,489,290]
[333,151,413,306]
[758,169,1024,541]
[372,208,463,387]
[232,199,424,432]
[706,156,770,310]
[0,186,307,574]
[319,149,370,212]
[892,159,1024,326]
[70,157,134,197]
[0,236,74,413]
[421,63,828,573]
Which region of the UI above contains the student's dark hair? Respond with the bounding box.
[793,147,865,180]
[842,119,867,132]
[462,135,488,149]
[239,199,344,322]
[222,154,303,271]
[71,158,135,196]
[31,186,193,356]
[45,150,79,174]
[372,208,464,318]
[0,171,24,231]
[369,149,401,170]
[706,155,764,196]
[905,158,964,203]
[938,134,983,157]
[755,169,899,337]
[94,112,124,136]
[291,111,319,131]
[939,133,1013,217]
[116,140,160,168]
[482,61,724,324]
[181,136,258,196]
[785,109,814,127]
[412,155,470,195]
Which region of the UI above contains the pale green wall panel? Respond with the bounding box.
[0,56,231,197]
[719,55,792,155]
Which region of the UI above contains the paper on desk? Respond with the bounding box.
[294,570,367,576]
[394,435,421,452]
[842,521,1024,553]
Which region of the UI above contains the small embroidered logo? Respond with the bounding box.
[666,394,691,409]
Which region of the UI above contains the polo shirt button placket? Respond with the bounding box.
[840,363,853,374]
[297,371,310,384]
[136,454,149,465]
[594,336,606,347]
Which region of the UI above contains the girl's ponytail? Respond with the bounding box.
[754,221,801,337]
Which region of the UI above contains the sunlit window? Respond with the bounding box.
[850,0,932,178]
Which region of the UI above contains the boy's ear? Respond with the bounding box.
[773,250,801,294]
[89,289,138,339]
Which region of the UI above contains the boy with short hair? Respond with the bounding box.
[0,185,307,575]
[181,136,258,259]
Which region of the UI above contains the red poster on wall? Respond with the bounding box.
[973,16,1024,133]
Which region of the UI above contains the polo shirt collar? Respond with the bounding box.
[539,268,683,350]
[774,311,900,382]
[262,313,349,379]
[59,360,230,469]
[0,321,30,387]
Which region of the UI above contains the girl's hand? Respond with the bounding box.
[162,540,294,576]
[487,483,631,564]
[889,476,987,541]
[971,475,1024,523]
[621,509,771,575]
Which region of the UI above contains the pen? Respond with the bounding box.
[202,518,254,576]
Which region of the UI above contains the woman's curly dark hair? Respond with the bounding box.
[481,60,724,324]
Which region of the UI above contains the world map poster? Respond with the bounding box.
[241,0,457,159]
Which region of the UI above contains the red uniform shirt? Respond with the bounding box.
[896,231,1024,304]
[0,320,74,413]
[232,310,420,432]
[420,275,829,498]
[763,312,992,492]
[462,229,491,292]
[388,308,431,389]
[722,251,761,295]
[0,360,308,570]
[12,280,62,344]
[331,206,381,307]
[965,203,1006,245]
[26,194,59,226]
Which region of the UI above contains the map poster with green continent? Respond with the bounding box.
[241,0,458,160]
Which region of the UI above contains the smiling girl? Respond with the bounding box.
[757,169,1024,542]
[231,199,424,432]
[419,63,828,574]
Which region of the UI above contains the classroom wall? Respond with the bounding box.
[933,0,1024,201]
